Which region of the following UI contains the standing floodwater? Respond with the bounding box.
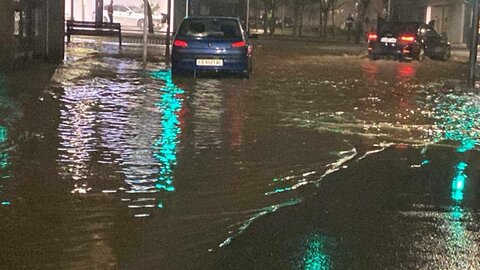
[1,41,478,269]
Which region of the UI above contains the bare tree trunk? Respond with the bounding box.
[269,0,276,35]
[292,4,299,37]
[147,1,154,34]
[319,8,323,36]
[331,8,335,37]
[299,7,304,36]
[263,10,268,35]
[355,0,370,43]
[323,10,328,39]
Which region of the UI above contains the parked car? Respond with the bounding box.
[367,22,451,61]
[102,4,165,30]
[171,16,253,78]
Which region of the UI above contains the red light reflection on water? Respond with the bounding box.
[396,63,416,81]
[226,89,245,148]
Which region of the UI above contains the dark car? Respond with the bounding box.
[171,16,253,78]
[367,22,451,61]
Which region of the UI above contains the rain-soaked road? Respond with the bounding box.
[1,39,479,269]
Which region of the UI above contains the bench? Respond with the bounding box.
[66,20,122,47]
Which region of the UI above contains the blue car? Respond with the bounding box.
[171,16,253,78]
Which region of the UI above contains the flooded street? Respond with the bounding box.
[1,40,479,269]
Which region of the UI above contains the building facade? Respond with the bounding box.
[0,0,65,68]
[188,0,245,17]
[172,0,247,28]
[391,0,473,44]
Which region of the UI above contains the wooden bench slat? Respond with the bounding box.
[69,30,120,36]
[66,20,122,47]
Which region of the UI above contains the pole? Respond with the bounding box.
[186,0,189,17]
[70,0,74,20]
[95,0,104,23]
[468,0,479,87]
[82,0,85,21]
[387,0,391,21]
[165,0,172,65]
[143,0,148,63]
[246,0,250,34]
[45,0,49,60]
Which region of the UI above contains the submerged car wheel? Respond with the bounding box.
[369,54,378,61]
[417,47,425,62]
[171,64,180,76]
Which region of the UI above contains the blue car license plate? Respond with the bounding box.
[196,59,223,66]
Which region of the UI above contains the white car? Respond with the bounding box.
[103,4,166,30]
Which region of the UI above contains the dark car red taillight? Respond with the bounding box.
[367,33,378,41]
[231,41,246,48]
[400,35,415,43]
[173,39,188,48]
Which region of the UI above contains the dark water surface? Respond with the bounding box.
[1,42,478,269]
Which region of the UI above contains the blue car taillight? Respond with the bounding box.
[231,41,246,48]
[173,39,188,48]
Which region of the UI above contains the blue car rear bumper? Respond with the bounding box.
[171,48,249,74]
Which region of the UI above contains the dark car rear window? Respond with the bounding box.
[379,22,420,35]
[177,18,242,39]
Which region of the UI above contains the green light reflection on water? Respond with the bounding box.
[301,233,331,270]
[451,161,467,203]
[151,69,185,207]
[431,94,478,202]
[432,94,480,153]
[0,125,10,206]
[0,74,11,205]
[0,126,8,171]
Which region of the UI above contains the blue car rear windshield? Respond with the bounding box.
[177,18,242,39]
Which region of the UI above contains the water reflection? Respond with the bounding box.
[191,79,225,150]
[430,92,479,268]
[451,161,467,203]
[0,74,11,205]
[57,61,185,216]
[430,92,480,150]
[151,69,185,208]
[361,60,379,83]
[58,86,99,193]
[396,63,416,81]
[297,233,332,270]
[225,88,245,148]
[0,125,10,206]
